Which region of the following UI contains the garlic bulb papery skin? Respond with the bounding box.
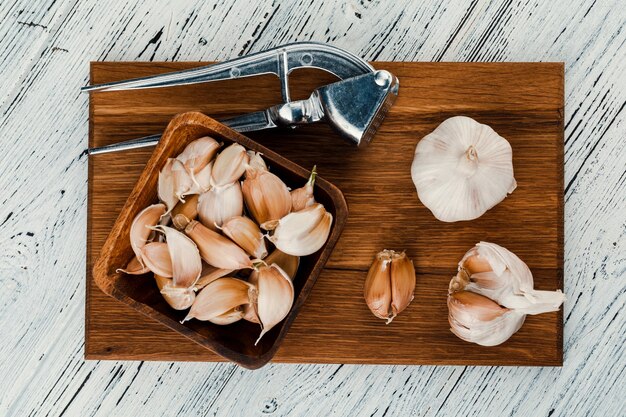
[448,241,565,346]
[221,216,268,259]
[211,143,249,187]
[254,264,294,344]
[150,225,202,289]
[176,137,220,180]
[242,165,292,230]
[182,277,255,323]
[411,116,517,222]
[291,166,316,212]
[269,203,333,256]
[128,203,166,267]
[197,182,243,230]
[155,274,195,310]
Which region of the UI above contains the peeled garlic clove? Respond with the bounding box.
[155,275,195,310]
[129,203,166,267]
[411,116,517,222]
[197,182,243,230]
[447,291,523,346]
[245,151,268,175]
[151,225,202,288]
[269,203,333,256]
[364,251,392,322]
[158,159,178,213]
[209,307,244,325]
[264,249,299,280]
[185,220,253,270]
[177,137,220,176]
[141,242,173,277]
[171,194,199,230]
[211,143,249,186]
[117,256,150,275]
[183,277,255,322]
[389,251,416,318]
[194,265,234,290]
[221,216,268,259]
[172,159,193,201]
[255,264,294,344]
[290,166,317,211]
[186,161,213,195]
[242,169,292,230]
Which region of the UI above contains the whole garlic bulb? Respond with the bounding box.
[448,242,565,346]
[411,116,517,222]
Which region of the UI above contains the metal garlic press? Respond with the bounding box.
[83,42,399,155]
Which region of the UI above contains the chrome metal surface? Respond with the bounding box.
[87,70,399,154]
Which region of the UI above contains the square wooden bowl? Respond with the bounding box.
[92,111,348,369]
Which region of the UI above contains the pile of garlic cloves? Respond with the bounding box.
[448,242,565,346]
[119,137,332,344]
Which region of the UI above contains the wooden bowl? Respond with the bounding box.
[92,111,348,369]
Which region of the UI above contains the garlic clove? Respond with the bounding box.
[263,249,299,280]
[242,302,260,324]
[290,166,317,211]
[221,216,268,259]
[117,256,150,275]
[182,277,255,322]
[155,275,196,310]
[194,265,234,290]
[211,143,249,186]
[141,242,173,277]
[186,161,213,195]
[158,159,178,213]
[363,251,393,322]
[447,291,523,346]
[150,225,202,288]
[172,158,193,202]
[411,116,517,222]
[389,251,416,318]
[209,306,244,325]
[245,151,268,176]
[242,169,292,230]
[129,203,166,267]
[171,194,199,230]
[254,264,294,344]
[197,182,243,230]
[177,137,220,177]
[269,203,333,256]
[185,220,253,270]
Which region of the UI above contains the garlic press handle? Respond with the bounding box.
[81,42,374,103]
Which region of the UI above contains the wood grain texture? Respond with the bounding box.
[1,0,624,416]
[87,61,564,366]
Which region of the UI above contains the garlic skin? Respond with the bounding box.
[364,250,416,323]
[155,275,195,310]
[197,182,243,230]
[221,216,268,259]
[186,162,213,195]
[269,203,332,256]
[158,159,178,213]
[209,307,244,325]
[171,194,199,230]
[411,116,517,222]
[117,256,150,275]
[177,137,220,181]
[129,203,166,267]
[448,242,565,346]
[242,166,292,230]
[263,249,299,280]
[140,242,173,277]
[246,151,267,174]
[171,158,194,202]
[182,277,255,323]
[290,166,316,212]
[185,220,253,270]
[254,264,294,344]
[211,143,249,186]
[194,265,234,291]
[150,225,202,289]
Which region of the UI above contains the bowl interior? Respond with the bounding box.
[93,112,347,368]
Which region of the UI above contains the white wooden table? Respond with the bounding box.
[1,0,624,415]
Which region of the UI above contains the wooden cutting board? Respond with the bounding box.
[86,61,564,366]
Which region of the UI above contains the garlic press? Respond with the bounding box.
[83,42,399,155]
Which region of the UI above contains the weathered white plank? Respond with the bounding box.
[0,0,623,416]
